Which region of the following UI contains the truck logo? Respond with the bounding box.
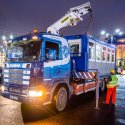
[9,64,21,68]
[62,46,69,58]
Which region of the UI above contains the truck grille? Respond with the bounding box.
[9,74,23,79]
[9,79,23,84]
[3,69,30,85]
[9,69,23,74]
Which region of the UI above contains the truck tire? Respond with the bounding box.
[52,86,68,112]
[99,79,106,92]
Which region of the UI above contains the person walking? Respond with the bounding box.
[121,68,124,76]
[105,69,118,105]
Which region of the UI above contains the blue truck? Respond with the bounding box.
[1,2,116,112]
[1,33,115,112]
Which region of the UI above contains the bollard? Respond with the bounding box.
[95,72,100,109]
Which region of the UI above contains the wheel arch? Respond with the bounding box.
[50,82,71,102]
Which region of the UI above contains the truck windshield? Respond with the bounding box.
[6,41,42,62]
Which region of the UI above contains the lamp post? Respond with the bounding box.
[100,29,124,43]
[100,29,124,67]
[100,30,110,42]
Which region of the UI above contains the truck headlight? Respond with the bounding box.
[28,90,43,97]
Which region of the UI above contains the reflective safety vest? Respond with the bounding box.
[107,75,118,88]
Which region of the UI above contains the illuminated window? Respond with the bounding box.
[96,44,101,62]
[107,48,111,63]
[102,46,107,62]
[89,42,95,61]
[112,50,115,63]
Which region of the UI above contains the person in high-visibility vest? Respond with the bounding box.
[105,69,118,105]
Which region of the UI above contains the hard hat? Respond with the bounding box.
[110,69,115,74]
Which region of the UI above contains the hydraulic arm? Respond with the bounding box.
[47,2,91,35]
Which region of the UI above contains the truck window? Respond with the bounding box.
[102,46,107,62]
[96,44,101,62]
[7,41,42,62]
[45,41,59,60]
[70,44,80,56]
[68,39,81,57]
[89,42,95,61]
[70,44,79,53]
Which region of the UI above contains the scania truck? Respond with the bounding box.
[1,2,116,112]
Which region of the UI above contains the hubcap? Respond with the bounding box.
[56,87,67,112]
[101,81,105,91]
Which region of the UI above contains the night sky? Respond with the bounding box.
[0,0,125,38]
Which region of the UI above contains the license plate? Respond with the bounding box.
[10,95,18,101]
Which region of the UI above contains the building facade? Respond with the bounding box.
[109,35,125,68]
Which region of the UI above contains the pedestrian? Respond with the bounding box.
[117,67,121,74]
[105,69,118,106]
[121,68,124,76]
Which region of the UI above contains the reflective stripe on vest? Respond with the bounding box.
[107,75,118,88]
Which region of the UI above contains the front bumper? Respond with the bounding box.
[1,91,51,105]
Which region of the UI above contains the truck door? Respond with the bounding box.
[43,39,62,82]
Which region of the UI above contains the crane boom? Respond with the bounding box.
[47,2,91,35]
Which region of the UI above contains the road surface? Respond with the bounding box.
[0,75,125,125]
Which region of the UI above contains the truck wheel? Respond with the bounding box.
[53,86,68,112]
[100,80,106,92]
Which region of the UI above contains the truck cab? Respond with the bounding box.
[1,32,71,112]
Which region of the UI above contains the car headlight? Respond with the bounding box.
[28,90,43,97]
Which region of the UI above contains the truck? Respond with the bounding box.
[0,51,6,84]
[1,2,116,112]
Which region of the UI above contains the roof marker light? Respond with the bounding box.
[32,35,38,40]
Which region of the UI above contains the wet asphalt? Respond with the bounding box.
[0,75,125,125]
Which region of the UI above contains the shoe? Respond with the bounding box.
[111,103,115,106]
[102,102,109,109]
[110,104,115,111]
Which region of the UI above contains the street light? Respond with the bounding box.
[9,34,13,40]
[115,29,120,33]
[100,30,106,35]
[119,32,123,35]
[105,33,110,37]
[2,36,6,41]
[99,29,124,44]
